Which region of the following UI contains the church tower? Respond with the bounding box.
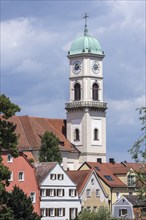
[65,14,107,164]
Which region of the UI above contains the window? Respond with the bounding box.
[116,192,120,200]
[69,189,76,197]
[46,189,55,197]
[127,175,135,187]
[92,83,99,100]
[86,189,91,197]
[96,189,100,197]
[49,208,55,217]
[74,83,81,101]
[19,171,24,181]
[41,208,46,217]
[40,189,46,196]
[57,208,65,217]
[57,189,64,197]
[93,206,97,211]
[91,178,94,185]
[7,154,13,162]
[8,171,13,181]
[30,192,36,203]
[94,128,99,140]
[50,174,56,180]
[74,128,80,141]
[58,174,64,180]
[119,209,127,217]
[104,175,114,181]
[87,206,91,211]
[70,208,77,220]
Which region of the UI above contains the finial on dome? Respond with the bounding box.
[83,13,89,36]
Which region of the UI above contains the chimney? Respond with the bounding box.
[97,158,102,163]
[109,158,115,164]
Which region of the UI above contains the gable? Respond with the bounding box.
[41,164,76,187]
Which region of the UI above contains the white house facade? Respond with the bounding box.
[35,162,81,220]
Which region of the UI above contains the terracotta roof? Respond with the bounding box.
[0,115,79,153]
[81,162,127,188]
[67,169,93,195]
[104,163,129,174]
[34,162,57,184]
[105,162,146,174]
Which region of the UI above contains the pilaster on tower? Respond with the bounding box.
[65,14,107,164]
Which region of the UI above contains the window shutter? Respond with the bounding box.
[75,208,78,218]
[55,208,57,216]
[54,189,56,196]
[63,208,65,216]
[69,189,71,196]
[75,189,76,196]
[69,208,71,220]
[63,189,64,196]
[57,189,59,196]
[46,208,49,217]
[46,189,49,196]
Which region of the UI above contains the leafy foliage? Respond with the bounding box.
[0,95,40,219]
[0,94,21,159]
[39,131,62,164]
[76,207,118,220]
[7,186,40,220]
[129,107,146,162]
[0,94,21,218]
[129,107,146,200]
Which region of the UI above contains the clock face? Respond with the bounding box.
[73,61,81,74]
[92,61,100,74]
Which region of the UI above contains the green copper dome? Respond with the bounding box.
[69,34,103,55]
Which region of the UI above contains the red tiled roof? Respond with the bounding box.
[67,169,93,195]
[0,115,78,153]
[104,162,146,174]
[81,162,127,188]
[34,162,57,184]
[104,163,129,174]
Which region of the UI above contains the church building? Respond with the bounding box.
[2,14,107,170]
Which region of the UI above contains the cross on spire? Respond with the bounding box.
[83,13,89,36]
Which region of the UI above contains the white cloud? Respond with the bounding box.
[108,95,145,126]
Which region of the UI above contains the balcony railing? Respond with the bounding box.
[65,101,107,110]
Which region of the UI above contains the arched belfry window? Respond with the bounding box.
[74,83,81,101]
[92,83,99,101]
[74,129,80,141]
[94,128,99,140]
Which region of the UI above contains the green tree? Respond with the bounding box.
[76,207,118,220]
[7,186,40,220]
[39,131,62,164]
[129,107,146,200]
[0,94,21,219]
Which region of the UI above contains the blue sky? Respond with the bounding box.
[1,0,145,162]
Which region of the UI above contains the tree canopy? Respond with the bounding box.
[39,131,62,164]
[76,207,118,220]
[129,107,146,201]
[0,94,40,219]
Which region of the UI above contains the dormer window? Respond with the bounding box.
[127,175,135,187]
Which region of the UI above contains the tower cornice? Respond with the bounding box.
[67,53,105,60]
